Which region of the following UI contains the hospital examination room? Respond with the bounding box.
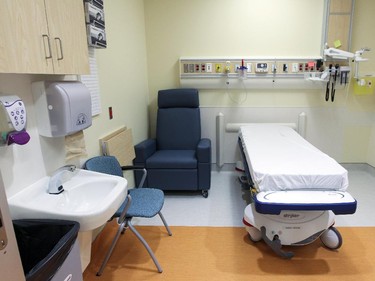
[1,0,375,280]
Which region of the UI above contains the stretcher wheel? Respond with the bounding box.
[247,227,262,242]
[320,227,342,250]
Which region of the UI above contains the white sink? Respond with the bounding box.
[8,169,128,231]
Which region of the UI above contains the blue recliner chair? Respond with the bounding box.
[134,88,211,197]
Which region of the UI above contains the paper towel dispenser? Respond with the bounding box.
[32,81,92,137]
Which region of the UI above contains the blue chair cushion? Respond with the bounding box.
[146,150,197,169]
[157,108,200,150]
[156,89,201,150]
[115,188,164,218]
[84,156,123,177]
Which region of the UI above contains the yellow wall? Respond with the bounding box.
[0,0,149,196]
[144,0,375,164]
[350,0,375,165]
[1,0,375,197]
[85,0,149,154]
[144,0,325,107]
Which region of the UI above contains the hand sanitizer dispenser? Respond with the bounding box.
[32,81,92,137]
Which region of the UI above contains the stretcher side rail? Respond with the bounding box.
[254,197,357,215]
[255,189,357,215]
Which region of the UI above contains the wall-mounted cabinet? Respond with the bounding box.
[0,0,89,74]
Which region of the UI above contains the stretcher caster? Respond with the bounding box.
[320,226,342,250]
[247,227,262,242]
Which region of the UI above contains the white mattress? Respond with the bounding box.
[239,124,348,192]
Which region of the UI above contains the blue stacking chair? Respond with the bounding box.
[84,155,172,276]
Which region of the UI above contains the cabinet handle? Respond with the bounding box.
[55,37,64,60]
[42,34,52,59]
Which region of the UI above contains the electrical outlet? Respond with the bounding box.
[215,64,222,73]
[307,61,316,71]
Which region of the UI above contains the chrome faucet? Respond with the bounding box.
[48,165,77,194]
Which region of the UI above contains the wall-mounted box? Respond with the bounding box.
[87,25,107,48]
[32,81,92,137]
[84,0,106,48]
[352,76,375,95]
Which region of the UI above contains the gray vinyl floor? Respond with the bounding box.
[135,163,375,228]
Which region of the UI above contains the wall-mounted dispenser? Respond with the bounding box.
[0,95,30,146]
[32,81,92,137]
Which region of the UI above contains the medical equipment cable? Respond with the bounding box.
[226,79,248,105]
[325,64,332,101]
[331,64,339,102]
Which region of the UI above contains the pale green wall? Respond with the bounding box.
[144,0,325,107]
[144,0,375,163]
[349,0,375,165]
[0,0,149,196]
[1,0,375,197]
[85,0,149,155]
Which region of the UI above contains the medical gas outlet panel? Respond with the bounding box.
[179,57,348,90]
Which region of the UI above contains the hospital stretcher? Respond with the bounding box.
[239,124,357,258]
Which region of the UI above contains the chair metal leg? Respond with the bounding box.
[96,221,128,276]
[158,211,172,236]
[128,221,163,273]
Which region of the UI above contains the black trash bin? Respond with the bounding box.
[13,219,80,281]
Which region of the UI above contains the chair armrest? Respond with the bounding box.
[121,165,145,171]
[197,138,211,163]
[121,165,148,188]
[134,139,156,163]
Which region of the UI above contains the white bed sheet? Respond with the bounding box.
[239,124,348,192]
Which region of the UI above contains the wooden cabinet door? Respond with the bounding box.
[0,0,54,74]
[44,0,90,74]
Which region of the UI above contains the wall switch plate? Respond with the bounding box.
[292,63,299,73]
[206,63,212,72]
[246,63,252,73]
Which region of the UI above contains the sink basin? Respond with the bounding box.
[8,169,128,231]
